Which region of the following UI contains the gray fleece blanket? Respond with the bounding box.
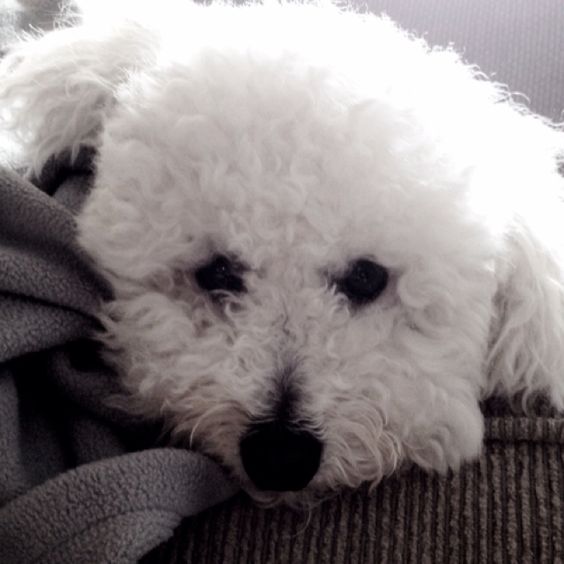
[0,161,237,563]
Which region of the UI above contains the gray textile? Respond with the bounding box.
[0,164,237,563]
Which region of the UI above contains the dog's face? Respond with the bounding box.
[2,2,564,505]
[77,53,497,503]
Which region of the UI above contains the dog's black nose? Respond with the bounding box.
[239,422,323,491]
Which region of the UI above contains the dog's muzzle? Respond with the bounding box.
[239,422,323,491]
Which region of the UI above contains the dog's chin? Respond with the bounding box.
[204,458,322,508]
[239,480,336,510]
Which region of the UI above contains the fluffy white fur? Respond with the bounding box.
[1,0,564,505]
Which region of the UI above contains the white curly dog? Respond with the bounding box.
[2,0,563,505]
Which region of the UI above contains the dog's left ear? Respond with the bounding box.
[487,145,564,410]
[0,19,153,173]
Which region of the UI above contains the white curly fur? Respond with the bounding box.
[1,0,564,504]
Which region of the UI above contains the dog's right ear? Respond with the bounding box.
[0,19,153,173]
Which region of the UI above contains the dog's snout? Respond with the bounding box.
[239,422,322,492]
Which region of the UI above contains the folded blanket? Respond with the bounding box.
[0,163,237,564]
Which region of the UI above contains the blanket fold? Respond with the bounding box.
[0,166,107,361]
[0,449,235,564]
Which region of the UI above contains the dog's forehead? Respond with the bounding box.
[96,53,486,276]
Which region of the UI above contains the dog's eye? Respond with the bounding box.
[337,259,388,305]
[195,255,245,294]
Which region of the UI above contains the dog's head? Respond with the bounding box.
[2,1,563,504]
